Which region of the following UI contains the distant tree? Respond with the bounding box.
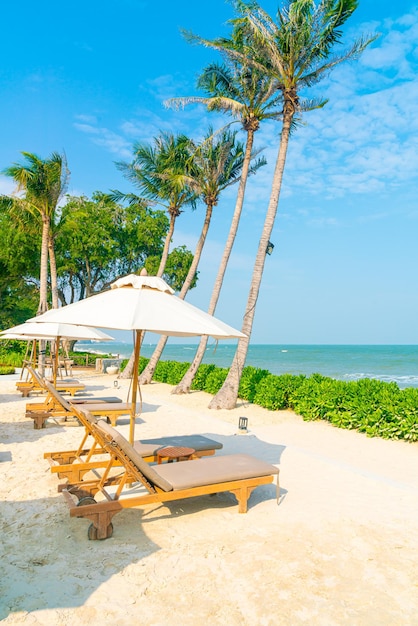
[0,212,39,328]
[55,192,169,303]
[145,245,197,292]
[0,151,69,314]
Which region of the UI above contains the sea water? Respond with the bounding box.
[75,342,418,389]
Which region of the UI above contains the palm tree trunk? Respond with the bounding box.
[209,114,292,409]
[48,234,59,309]
[139,202,214,385]
[37,216,50,315]
[157,212,176,276]
[173,129,255,394]
[119,349,137,379]
[37,216,50,376]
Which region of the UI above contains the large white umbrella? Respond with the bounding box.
[30,273,245,442]
[1,322,114,383]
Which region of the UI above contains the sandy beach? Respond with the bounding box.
[1,369,418,625]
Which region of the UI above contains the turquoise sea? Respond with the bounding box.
[75,342,418,389]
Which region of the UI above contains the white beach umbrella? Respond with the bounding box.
[29,273,245,442]
[0,322,114,383]
[0,322,113,342]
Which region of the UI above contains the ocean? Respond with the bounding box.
[74,342,418,389]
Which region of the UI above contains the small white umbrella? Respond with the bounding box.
[30,273,245,442]
[1,323,114,383]
[0,322,113,342]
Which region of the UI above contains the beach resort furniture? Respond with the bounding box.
[16,365,86,397]
[59,419,279,540]
[25,379,130,429]
[25,376,122,427]
[44,405,223,482]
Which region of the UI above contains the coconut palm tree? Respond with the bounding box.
[114,133,198,378]
[199,0,377,409]
[165,55,281,394]
[115,133,198,277]
[1,151,69,314]
[139,126,265,385]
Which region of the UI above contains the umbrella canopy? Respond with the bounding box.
[0,322,114,342]
[1,322,114,384]
[29,275,245,338]
[30,273,245,441]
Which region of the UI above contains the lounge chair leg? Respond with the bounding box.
[29,412,49,429]
[232,486,256,513]
[88,518,114,540]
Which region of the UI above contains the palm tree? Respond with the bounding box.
[201,0,377,409]
[115,133,198,277]
[114,133,198,378]
[139,126,265,384]
[1,151,69,314]
[165,56,280,393]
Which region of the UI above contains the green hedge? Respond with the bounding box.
[128,358,418,442]
[0,340,27,367]
[0,366,15,375]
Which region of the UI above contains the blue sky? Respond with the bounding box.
[1,0,417,344]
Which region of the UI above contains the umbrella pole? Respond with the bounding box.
[53,337,61,386]
[129,330,142,444]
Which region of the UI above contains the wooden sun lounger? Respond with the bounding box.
[44,400,223,482]
[17,365,86,397]
[25,379,125,429]
[59,419,279,540]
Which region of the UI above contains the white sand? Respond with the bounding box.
[1,370,418,625]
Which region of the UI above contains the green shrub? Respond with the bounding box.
[0,366,15,375]
[138,356,150,373]
[252,375,286,410]
[153,360,190,384]
[191,363,216,390]
[238,366,270,402]
[203,367,229,395]
[165,361,190,385]
[0,352,25,367]
[153,360,172,383]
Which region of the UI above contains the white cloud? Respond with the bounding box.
[74,114,98,124]
[0,176,15,195]
[73,121,132,158]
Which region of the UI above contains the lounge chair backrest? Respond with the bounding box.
[26,365,46,389]
[94,420,173,492]
[43,380,73,412]
[82,411,98,426]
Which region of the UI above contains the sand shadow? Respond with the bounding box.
[0,494,160,619]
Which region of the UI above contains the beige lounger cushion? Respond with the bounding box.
[78,402,132,413]
[95,420,278,494]
[70,396,122,404]
[155,454,279,491]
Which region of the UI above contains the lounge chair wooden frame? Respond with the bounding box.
[18,365,86,398]
[44,398,222,482]
[59,419,279,540]
[25,378,128,429]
